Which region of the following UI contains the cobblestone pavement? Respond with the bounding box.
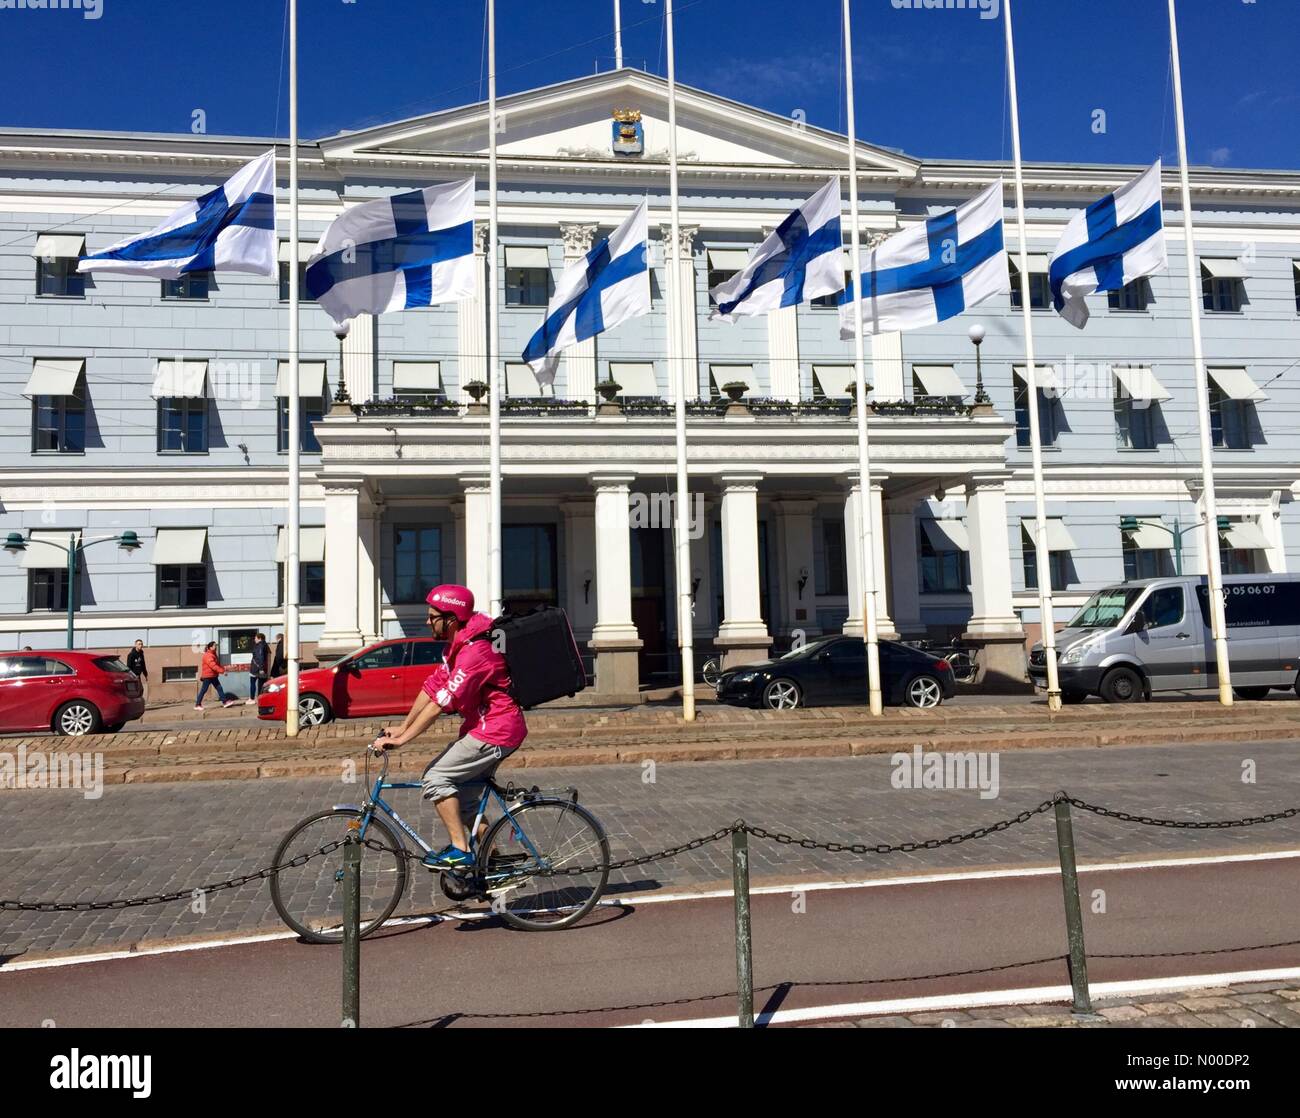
[806,982,1300,1027]
[2,739,1298,960]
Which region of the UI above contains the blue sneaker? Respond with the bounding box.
[422,844,473,870]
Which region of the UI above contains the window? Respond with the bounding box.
[606,362,658,398]
[30,569,69,611]
[818,519,847,596]
[912,364,966,401]
[504,246,551,307]
[158,564,207,609]
[1114,388,1154,450]
[1123,537,1172,581]
[706,248,748,306]
[919,525,970,594]
[1208,383,1249,449]
[393,526,442,603]
[1108,278,1151,312]
[161,271,211,300]
[277,397,324,453]
[163,665,197,683]
[1014,372,1059,447]
[158,397,208,453]
[503,523,557,607]
[33,235,86,298]
[1009,258,1051,309]
[1219,547,1258,576]
[278,242,317,302]
[277,562,324,605]
[352,644,404,671]
[1201,260,1245,312]
[812,366,853,402]
[813,273,850,309]
[1293,262,1300,314]
[1023,547,1069,592]
[411,641,444,666]
[33,393,85,453]
[1142,586,1184,629]
[392,361,443,402]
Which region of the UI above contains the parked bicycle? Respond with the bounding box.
[907,639,979,685]
[701,655,722,688]
[270,748,610,941]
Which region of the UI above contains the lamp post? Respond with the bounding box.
[1119,515,1229,576]
[331,323,353,412]
[4,530,142,649]
[968,323,991,406]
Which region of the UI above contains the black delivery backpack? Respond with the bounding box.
[472,606,587,710]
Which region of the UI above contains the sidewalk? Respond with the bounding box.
[4,697,1300,787]
[808,981,1300,1028]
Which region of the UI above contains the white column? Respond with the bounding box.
[660,223,700,401]
[841,476,895,638]
[885,497,924,637]
[357,496,381,643]
[589,475,642,695]
[317,480,364,658]
[963,473,1023,636]
[342,313,376,403]
[772,498,820,639]
[715,474,772,665]
[455,222,490,401]
[561,498,597,638]
[459,474,492,609]
[560,223,599,403]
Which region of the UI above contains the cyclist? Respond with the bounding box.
[372,584,526,869]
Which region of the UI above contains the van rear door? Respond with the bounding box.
[1196,581,1292,688]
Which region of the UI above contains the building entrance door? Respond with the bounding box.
[632,527,669,682]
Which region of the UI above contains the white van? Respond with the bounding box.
[1028,574,1300,703]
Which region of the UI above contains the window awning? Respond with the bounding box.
[922,519,969,552]
[710,366,753,396]
[32,233,85,260]
[20,530,75,570]
[506,363,546,396]
[913,364,967,397]
[1021,518,1077,551]
[151,360,209,399]
[504,246,550,269]
[1220,520,1270,550]
[275,526,326,563]
[608,362,657,396]
[813,365,854,400]
[278,241,317,263]
[393,361,442,393]
[1014,364,1062,395]
[1011,253,1050,273]
[707,248,751,271]
[1122,517,1172,550]
[151,528,207,566]
[1113,365,1172,403]
[1200,257,1247,279]
[23,358,85,398]
[1209,367,1267,402]
[275,360,327,398]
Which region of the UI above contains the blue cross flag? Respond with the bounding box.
[839,181,1008,338]
[522,201,649,384]
[1049,161,1166,329]
[709,179,844,322]
[305,178,476,328]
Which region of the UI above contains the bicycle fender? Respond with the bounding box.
[331,803,365,813]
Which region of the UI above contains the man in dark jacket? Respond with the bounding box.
[125,639,148,701]
[269,633,287,679]
[247,632,269,705]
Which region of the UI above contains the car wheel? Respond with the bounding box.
[904,675,944,709]
[297,693,332,727]
[1233,686,1270,701]
[1099,667,1144,703]
[104,721,126,733]
[1060,692,1088,705]
[54,700,102,737]
[762,679,801,711]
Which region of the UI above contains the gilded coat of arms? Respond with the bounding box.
[611,108,644,156]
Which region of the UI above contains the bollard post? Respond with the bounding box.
[732,825,754,1029]
[342,824,361,1027]
[1053,797,1092,1014]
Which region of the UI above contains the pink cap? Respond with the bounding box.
[425,584,475,624]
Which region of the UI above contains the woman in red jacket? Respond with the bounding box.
[195,641,238,711]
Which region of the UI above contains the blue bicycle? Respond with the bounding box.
[270,748,610,940]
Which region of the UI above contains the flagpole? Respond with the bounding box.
[614,0,623,69]
[487,0,503,616]
[665,0,696,722]
[841,0,883,716]
[285,0,301,737]
[1003,0,1061,712]
[1167,0,1232,706]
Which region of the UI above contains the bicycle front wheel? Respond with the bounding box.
[478,799,610,931]
[269,809,408,944]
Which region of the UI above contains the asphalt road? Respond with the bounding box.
[3,853,1297,1028]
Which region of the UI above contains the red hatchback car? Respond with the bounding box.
[257,637,446,727]
[0,651,146,736]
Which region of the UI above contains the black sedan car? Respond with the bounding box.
[714,636,957,711]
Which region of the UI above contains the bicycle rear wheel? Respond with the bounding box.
[269,809,408,944]
[478,799,609,931]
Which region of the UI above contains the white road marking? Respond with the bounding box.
[627,966,1300,1028]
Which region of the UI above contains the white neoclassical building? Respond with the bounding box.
[2,69,1298,700]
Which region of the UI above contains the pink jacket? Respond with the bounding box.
[421,613,527,749]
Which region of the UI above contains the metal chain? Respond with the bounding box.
[1066,796,1300,830]
[1092,937,1300,961]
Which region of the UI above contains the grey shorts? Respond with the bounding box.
[420,734,505,819]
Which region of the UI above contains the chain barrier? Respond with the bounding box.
[1065,796,1300,830]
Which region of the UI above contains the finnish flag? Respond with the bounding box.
[306,178,476,327]
[709,179,843,321]
[1049,161,1166,329]
[839,181,1008,337]
[522,200,649,384]
[78,150,276,279]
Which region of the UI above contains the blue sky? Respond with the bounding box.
[1,0,1296,169]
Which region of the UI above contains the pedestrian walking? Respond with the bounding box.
[125,638,149,703]
[195,641,238,711]
[246,632,269,705]
[269,632,286,678]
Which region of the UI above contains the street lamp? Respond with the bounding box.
[331,322,353,411]
[1119,515,1230,576]
[967,323,991,406]
[4,529,143,650]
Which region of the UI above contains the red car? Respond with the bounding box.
[0,651,146,736]
[257,637,446,727]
